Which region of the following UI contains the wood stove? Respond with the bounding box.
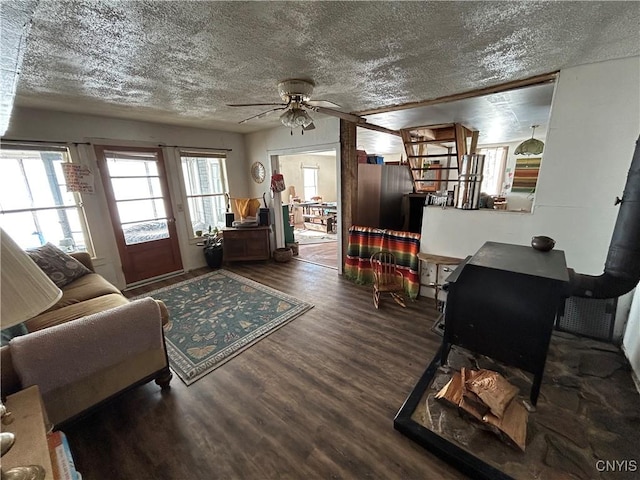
[442,241,569,405]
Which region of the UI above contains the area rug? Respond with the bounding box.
[294,228,337,245]
[136,270,313,385]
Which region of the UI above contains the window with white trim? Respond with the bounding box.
[0,145,92,253]
[302,166,318,201]
[180,151,228,235]
[478,146,509,196]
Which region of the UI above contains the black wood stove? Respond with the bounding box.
[442,241,569,405]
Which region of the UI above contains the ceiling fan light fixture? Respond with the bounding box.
[280,108,313,128]
[300,111,313,128]
[515,125,544,155]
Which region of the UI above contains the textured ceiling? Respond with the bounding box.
[358,82,556,154]
[3,1,639,141]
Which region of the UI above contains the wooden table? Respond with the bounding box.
[2,385,54,480]
[299,202,337,233]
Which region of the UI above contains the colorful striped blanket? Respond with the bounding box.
[344,226,421,299]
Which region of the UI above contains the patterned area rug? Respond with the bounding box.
[138,270,313,385]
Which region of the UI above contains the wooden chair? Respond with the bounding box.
[370,251,406,309]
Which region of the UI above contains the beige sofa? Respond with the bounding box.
[0,253,172,426]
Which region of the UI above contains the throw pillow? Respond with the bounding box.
[26,243,91,288]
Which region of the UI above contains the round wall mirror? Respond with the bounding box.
[251,161,266,183]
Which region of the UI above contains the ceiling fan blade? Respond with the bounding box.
[306,104,364,123]
[306,99,342,108]
[227,102,288,107]
[238,106,287,124]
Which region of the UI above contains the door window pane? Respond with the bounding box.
[122,220,169,245]
[116,199,166,223]
[111,177,162,200]
[105,156,159,177]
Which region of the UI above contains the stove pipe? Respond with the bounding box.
[568,135,640,299]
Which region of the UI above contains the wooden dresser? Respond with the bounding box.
[222,226,271,262]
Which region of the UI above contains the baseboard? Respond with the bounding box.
[631,370,640,395]
[621,343,640,395]
[123,270,185,290]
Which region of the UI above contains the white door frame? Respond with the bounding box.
[267,142,342,274]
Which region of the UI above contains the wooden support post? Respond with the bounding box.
[455,123,467,166]
[340,119,357,270]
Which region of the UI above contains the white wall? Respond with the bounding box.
[4,107,249,288]
[421,56,640,340]
[623,282,640,389]
[279,153,338,203]
[244,117,340,198]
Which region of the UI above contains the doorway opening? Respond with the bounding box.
[277,149,338,270]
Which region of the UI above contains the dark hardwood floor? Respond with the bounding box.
[65,260,465,479]
[296,242,338,269]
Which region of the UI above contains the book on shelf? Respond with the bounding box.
[47,430,82,480]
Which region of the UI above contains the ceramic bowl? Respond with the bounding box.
[531,235,556,252]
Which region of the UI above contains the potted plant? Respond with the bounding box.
[198,226,223,268]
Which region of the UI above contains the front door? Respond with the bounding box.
[95,146,183,284]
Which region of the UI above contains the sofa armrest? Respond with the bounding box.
[1,345,21,398]
[70,252,95,272]
[156,299,169,327]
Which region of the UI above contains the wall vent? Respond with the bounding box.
[556,296,617,342]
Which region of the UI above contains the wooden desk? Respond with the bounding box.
[418,252,463,310]
[223,226,271,262]
[2,386,54,479]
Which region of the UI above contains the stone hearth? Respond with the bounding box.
[408,331,640,480]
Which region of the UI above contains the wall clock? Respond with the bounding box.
[251,161,266,183]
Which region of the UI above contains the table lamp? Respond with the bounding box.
[1,227,62,480]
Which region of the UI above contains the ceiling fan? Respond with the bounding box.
[227,78,366,134]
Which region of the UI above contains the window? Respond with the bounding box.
[180,151,228,235]
[302,166,318,200]
[101,149,169,245]
[0,145,91,253]
[478,146,509,196]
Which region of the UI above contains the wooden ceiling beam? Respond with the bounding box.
[355,121,402,137]
[356,72,559,117]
